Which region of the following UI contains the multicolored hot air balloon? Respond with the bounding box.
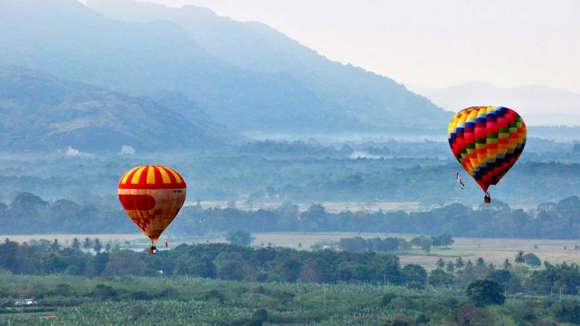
[118,165,186,253]
[448,106,527,203]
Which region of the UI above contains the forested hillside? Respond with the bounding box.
[0,67,235,151]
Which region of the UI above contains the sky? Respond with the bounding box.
[140,0,580,93]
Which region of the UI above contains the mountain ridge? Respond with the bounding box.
[0,0,450,136]
[87,0,450,131]
[0,66,235,151]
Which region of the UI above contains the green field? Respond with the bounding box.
[0,274,578,326]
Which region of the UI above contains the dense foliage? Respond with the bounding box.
[5,191,580,239]
[466,280,506,307]
[0,239,579,298]
[337,235,453,253]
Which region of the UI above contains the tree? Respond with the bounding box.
[93,239,103,253]
[104,251,145,276]
[455,257,465,269]
[436,258,445,269]
[487,270,512,291]
[216,260,245,280]
[503,259,511,270]
[83,238,92,250]
[515,251,525,264]
[466,280,506,307]
[432,234,454,247]
[226,230,253,247]
[86,253,109,276]
[339,237,368,253]
[71,238,81,251]
[446,261,455,273]
[524,253,541,267]
[173,255,216,278]
[420,239,432,253]
[402,264,427,288]
[50,239,60,252]
[429,269,454,287]
[410,236,432,253]
[276,258,302,282]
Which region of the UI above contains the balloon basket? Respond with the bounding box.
[148,246,157,255]
[484,193,491,204]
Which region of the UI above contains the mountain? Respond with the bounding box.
[0,0,450,135]
[417,82,580,126]
[0,66,235,151]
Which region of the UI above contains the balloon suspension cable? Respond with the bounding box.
[484,192,491,204]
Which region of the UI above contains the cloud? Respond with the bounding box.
[119,145,136,155]
[59,146,95,158]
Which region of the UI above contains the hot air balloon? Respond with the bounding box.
[448,106,527,203]
[118,165,186,253]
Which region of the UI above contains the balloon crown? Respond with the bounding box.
[118,165,187,189]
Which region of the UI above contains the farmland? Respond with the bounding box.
[2,235,580,325]
[0,274,577,326]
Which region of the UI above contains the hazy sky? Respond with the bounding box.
[141,0,580,93]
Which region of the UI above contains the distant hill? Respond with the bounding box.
[0,67,235,151]
[0,0,450,135]
[417,82,580,126]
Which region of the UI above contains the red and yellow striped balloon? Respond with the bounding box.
[118,165,186,247]
[448,106,526,201]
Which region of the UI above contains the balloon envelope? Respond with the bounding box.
[448,106,526,193]
[118,165,186,244]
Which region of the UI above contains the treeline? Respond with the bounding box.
[6,153,580,206]
[0,240,402,284]
[1,239,580,298]
[0,192,133,234]
[178,197,580,239]
[4,192,580,239]
[337,234,454,253]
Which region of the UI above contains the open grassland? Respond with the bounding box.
[250,233,580,268]
[399,237,580,268]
